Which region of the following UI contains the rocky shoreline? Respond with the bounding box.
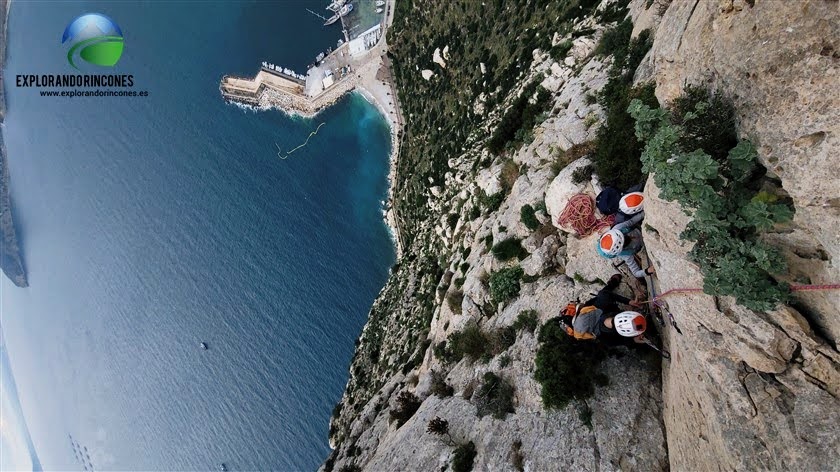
[0,0,27,288]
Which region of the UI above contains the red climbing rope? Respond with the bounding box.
[558,193,615,237]
[790,283,840,292]
[643,284,840,304]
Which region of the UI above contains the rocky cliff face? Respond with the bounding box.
[325,8,669,471]
[629,0,839,469]
[0,0,28,288]
[325,1,839,470]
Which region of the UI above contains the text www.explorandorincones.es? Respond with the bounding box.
[39,89,149,97]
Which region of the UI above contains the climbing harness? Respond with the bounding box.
[558,194,615,237]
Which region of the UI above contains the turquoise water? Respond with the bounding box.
[0,1,394,470]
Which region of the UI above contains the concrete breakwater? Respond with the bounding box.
[220,42,372,118]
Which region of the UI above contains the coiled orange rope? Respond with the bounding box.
[558,194,615,237]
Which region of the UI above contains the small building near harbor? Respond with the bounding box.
[322,70,335,90]
[348,25,382,58]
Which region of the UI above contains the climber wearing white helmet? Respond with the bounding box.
[596,198,654,279]
[619,192,645,216]
[595,310,648,344]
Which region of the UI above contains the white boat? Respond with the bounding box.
[324,3,352,25]
[326,0,346,12]
[375,0,385,6]
[376,7,383,13]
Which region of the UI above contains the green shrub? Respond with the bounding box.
[489,266,524,303]
[447,323,516,363]
[628,87,793,311]
[434,341,453,363]
[550,40,573,62]
[447,213,460,229]
[491,237,527,261]
[430,370,455,398]
[389,391,422,427]
[447,290,464,314]
[578,403,593,429]
[594,16,633,57]
[488,82,552,155]
[474,372,516,419]
[468,205,481,220]
[571,164,594,184]
[534,318,607,409]
[478,189,505,213]
[520,204,540,230]
[499,354,512,368]
[452,442,477,472]
[670,85,737,162]
[513,310,539,333]
[448,323,490,362]
[592,19,656,189]
[454,277,466,288]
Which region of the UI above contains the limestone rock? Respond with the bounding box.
[545,158,593,231]
[643,178,840,472]
[475,165,502,196]
[520,235,560,277]
[563,231,617,288]
[432,47,446,68]
[642,0,840,342]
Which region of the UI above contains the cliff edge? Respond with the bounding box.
[324,0,838,470]
[631,0,839,469]
[0,0,28,288]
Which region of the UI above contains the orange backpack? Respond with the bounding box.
[562,305,601,340]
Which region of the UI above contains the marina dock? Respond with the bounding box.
[219,0,405,254]
[219,0,391,116]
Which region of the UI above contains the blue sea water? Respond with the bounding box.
[0,1,394,470]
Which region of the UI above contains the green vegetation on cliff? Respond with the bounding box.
[591,18,656,190]
[329,0,635,454]
[629,86,793,310]
[389,0,611,244]
[534,318,607,409]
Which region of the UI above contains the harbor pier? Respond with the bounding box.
[219,0,391,117]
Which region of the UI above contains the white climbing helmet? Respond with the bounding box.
[619,192,645,215]
[614,311,647,337]
[598,229,625,258]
